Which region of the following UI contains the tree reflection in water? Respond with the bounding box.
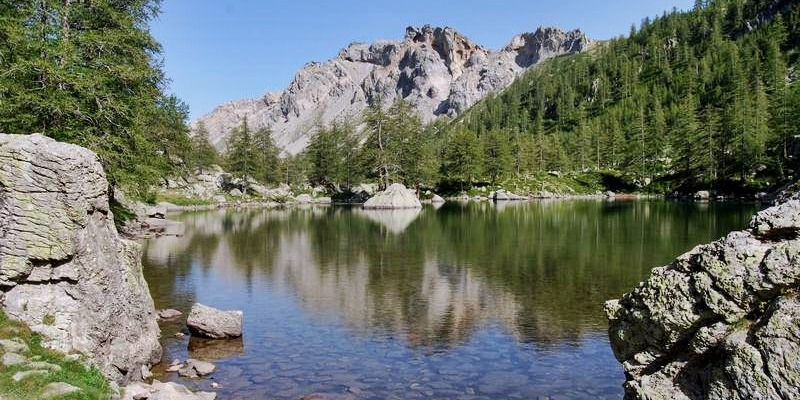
[143,201,757,349]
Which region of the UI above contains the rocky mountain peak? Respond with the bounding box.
[194,24,593,155]
[403,25,486,78]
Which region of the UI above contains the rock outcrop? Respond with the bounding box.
[363,183,422,209]
[194,25,592,155]
[605,185,800,399]
[0,133,161,382]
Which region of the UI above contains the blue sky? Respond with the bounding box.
[150,1,695,120]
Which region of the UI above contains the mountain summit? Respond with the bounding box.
[194,25,592,154]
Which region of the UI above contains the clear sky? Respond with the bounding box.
[150,1,695,120]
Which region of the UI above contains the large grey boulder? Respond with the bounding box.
[605,184,800,399]
[187,303,243,339]
[193,25,592,155]
[363,183,422,209]
[491,189,527,201]
[0,133,161,382]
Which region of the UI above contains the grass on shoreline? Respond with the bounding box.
[154,192,215,206]
[0,311,111,400]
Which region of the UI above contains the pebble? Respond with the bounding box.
[158,309,183,319]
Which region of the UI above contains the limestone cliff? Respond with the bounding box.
[0,133,161,382]
[605,184,800,399]
[194,25,592,155]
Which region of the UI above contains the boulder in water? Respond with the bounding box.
[187,303,243,339]
[363,183,422,209]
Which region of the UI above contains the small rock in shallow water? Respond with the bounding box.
[186,303,243,339]
[175,332,186,338]
[41,382,81,398]
[166,362,183,372]
[158,309,183,319]
[141,364,153,380]
[210,382,221,389]
[178,359,216,378]
[188,359,216,376]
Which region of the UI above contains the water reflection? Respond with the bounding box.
[142,201,757,399]
[188,337,245,361]
[353,208,422,234]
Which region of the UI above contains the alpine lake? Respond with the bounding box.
[142,199,758,399]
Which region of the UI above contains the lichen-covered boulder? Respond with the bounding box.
[605,183,800,399]
[0,133,161,382]
[363,183,422,209]
[187,303,243,339]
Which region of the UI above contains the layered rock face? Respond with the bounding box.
[606,186,800,399]
[0,133,161,382]
[194,25,591,155]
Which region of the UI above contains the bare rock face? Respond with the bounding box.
[194,25,592,155]
[0,133,161,382]
[605,185,800,399]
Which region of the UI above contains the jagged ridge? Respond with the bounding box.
[193,25,592,155]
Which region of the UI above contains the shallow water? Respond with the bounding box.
[142,200,757,399]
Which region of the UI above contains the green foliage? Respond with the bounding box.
[224,118,258,180]
[187,122,219,174]
[456,0,800,193]
[155,192,214,206]
[110,198,136,231]
[0,0,190,197]
[252,126,281,184]
[0,311,111,400]
[305,120,360,189]
[357,99,441,189]
[482,129,513,183]
[441,127,482,188]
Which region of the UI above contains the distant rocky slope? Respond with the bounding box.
[605,183,800,399]
[0,133,161,382]
[194,25,592,154]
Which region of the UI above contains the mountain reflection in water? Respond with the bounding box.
[143,200,756,399]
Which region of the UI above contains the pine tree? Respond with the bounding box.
[225,118,257,180]
[482,129,513,183]
[188,122,219,174]
[442,127,482,189]
[252,127,280,184]
[0,0,187,196]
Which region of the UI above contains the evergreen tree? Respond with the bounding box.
[225,118,257,180]
[361,98,398,189]
[482,129,513,183]
[0,0,187,196]
[188,122,219,174]
[442,127,482,189]
[252,127,280,184]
